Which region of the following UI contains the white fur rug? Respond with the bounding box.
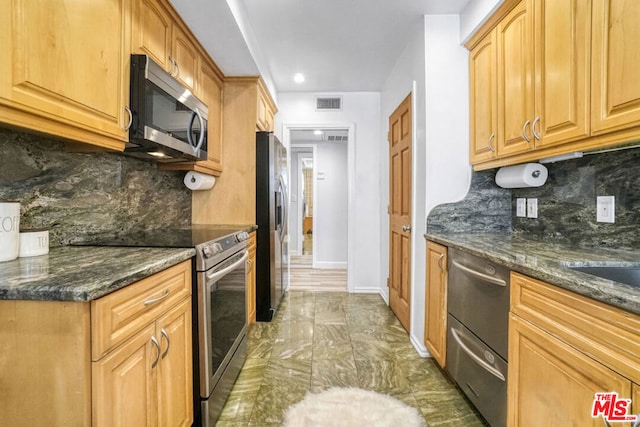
[282,387,426,427]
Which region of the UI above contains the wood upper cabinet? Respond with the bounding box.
[508,272,640,427]
[424,241,448,368]
[470,29,498,164]
[132,0,199,94]
[497,0,534,158]
[247,231,257,325]
[257,81,276,131]
[633,384,640,422]
[533,0,591,147]
[591,0,640,135]
[196,62,224,175]
[0,0,131,150]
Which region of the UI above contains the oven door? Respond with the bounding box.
[198,248,248,398]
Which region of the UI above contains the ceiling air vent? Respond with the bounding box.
[316,96,342,111]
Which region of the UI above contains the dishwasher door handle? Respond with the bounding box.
[450,327,506,382]
[451,260,507,287]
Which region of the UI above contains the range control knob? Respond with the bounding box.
[236,231,249,242]
[212,242,224,254]
[202,246,213,258]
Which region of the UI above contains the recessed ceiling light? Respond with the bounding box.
[313,130,323,135]
[293,73,305,83]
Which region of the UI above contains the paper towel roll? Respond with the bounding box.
[495,163,548,188]
[184,171,215,191]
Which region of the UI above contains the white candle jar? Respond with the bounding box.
[0,201,20,262]
[19,229,49,258]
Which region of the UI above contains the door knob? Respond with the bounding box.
[402,225,412,232]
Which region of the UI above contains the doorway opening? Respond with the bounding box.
[287,127,350,292]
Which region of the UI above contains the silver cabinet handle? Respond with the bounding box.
[522,119,531,142]
[402,225,412,232]
[487,133,495,153]
[160,328,170,360]
[173,60,181,79]
[168,56,175,76]
[124,106,132,131]
[151,336,161,368]
[532,116,541,140]
[450,327,505,381]
[437,253,445,272]
[451,260,506,287]
[144,289,170,306]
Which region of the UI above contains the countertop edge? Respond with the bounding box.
[425,233,640,316]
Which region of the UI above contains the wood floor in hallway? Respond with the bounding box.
[289,254,347,292]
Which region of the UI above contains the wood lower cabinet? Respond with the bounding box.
[424,241,448,368]
[247,231,257,325]
[0,260,193,427]
[0,0,131,150]
[508,272,640,427]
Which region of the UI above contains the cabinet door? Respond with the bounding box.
[497,0,534,157]
[0,0,130,148]
[172,25,199,94]
[424,241,448,368]
[469,29,498,164]
[157,299,193,427]
[508,314,632,427]
[199,62,224,175]
[591,0,640,134]
[93,323,158,427]
[534,0,591,147]
[633,384,640,423]
[132,0,173,72]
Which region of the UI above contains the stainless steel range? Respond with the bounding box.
[194,230,249,427]
[74,225,251,426]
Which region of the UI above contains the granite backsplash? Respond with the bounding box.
[0,127,191,247]
[427,147,640,250]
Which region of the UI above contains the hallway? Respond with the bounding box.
[216,291,485,426]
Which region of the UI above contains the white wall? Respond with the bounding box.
[379,15,472,355]
[315,141,348,268]
[460,0,504,43]
[275,92,381,293]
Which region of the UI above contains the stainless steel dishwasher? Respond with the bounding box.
[446,247,510,427]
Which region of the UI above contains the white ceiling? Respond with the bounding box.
[171,0,471,93]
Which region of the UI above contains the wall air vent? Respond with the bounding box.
[315,96,342,111]
[326,135,348,142]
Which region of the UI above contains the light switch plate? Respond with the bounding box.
[516,198,526,217]
[527,198,538,218]
[596,196,615,223]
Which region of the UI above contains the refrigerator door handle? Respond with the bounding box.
[278,175,288,239]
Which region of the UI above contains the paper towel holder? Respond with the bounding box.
[495,163,548,188]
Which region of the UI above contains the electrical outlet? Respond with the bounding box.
[527,198,538,218]
[596,196,615,223]
[516,198,526,217]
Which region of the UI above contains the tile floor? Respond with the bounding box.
[217,291,486,426]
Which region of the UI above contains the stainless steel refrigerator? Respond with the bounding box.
[255,131,288,321]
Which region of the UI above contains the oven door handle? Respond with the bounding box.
[205,250,249,283]
[450,327,506,382]
[451,260,506,287]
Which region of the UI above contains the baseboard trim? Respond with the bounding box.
[410,334,430,358]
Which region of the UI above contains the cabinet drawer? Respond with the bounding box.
[510,272,640,382]
[91,260,191,360]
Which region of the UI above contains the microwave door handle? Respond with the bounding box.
[205,250,248,283]
[187,110,196,148]
[193,107,205,152]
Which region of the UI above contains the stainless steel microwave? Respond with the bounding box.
[126,54,208,162]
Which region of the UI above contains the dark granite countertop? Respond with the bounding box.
[0,246,195,302]
[425,232,640,316]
